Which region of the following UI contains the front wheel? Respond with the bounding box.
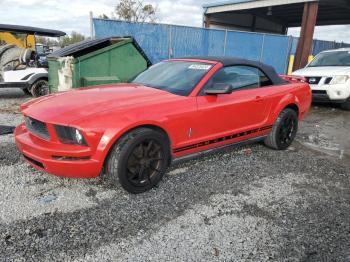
[31,79,49,97]
[341,97,350,111]
[104,128,170,194]
[264,108,298,150]
[22,87,31,95]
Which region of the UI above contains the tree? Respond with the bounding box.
[98,14,110,19]
[36,36,59,47]
[59,31,86,47]
[115,0,158,23]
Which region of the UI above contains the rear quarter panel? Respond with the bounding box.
[266,82,311,124]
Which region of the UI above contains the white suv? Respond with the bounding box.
[293,48,350,110]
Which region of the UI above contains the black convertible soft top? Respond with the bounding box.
[184,56,287,85]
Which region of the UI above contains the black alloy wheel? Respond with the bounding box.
[105,128,170,194]
[126,139,164,187]
[277,114,297,146]
[264,108,298,150]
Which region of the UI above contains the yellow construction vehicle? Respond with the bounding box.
[0,31,35,49]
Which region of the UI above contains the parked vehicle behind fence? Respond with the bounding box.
[293,48,350,110]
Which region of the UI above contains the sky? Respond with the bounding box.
[0,0,349,43]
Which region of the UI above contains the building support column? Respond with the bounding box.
[251,15,257,32]
[293,2,319,71]
[204,14,210,28]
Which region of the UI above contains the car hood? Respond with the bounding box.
[21,84,180,125]
[293,66,350,77]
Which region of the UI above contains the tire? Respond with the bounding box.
[0,45,22,70]
[31,79,49,97]
[264,108,298,150]
[22,88,31,95]
[104,128,171,194]
[341,97,350,111]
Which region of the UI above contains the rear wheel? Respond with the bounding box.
[341,97,350,111]
[31,79,49,97]
[105,128,170,194]
[264,108,298,150]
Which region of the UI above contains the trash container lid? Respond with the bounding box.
[48,36,152,66]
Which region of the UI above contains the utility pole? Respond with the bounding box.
[89,11,94,40]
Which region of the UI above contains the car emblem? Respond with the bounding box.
[309,78,317,84]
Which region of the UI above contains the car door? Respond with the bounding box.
[194,65,271,142]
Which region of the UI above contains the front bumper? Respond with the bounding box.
[309,82,350,102]
[14,123,102,178]
[312,90,347,103]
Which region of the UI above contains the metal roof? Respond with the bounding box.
[203,0,317,12]
[203,0,255,8]
[203,0,350,32]
[0,24,66,37]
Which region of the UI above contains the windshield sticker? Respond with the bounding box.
[188,64,211,70]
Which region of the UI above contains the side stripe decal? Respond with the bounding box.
[173,125,273,153]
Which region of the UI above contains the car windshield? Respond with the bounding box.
[132,61,213,96]
[308,51,350,67]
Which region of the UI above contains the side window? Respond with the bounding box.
[202,65,272,94]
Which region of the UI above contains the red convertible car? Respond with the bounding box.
[15,57,311,193]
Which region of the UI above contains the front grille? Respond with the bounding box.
[324,77,333,84]
[305,77,322,85]
[312,90,327,95]
[25,117,50,140]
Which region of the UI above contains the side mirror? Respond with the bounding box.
[205,83,233,95]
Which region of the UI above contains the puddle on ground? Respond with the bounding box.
[297,104,350,166]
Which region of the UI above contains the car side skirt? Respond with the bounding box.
[173,125,273,154]
[173,135,267,165]
[0,82,29,89]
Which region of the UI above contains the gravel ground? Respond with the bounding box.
[0,88,349,262]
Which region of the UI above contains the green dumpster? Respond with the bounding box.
[47,37,151,93]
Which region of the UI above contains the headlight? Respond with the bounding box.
[54,125,88,146]
[330,75,349,85]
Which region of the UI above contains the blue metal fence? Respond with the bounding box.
[290,38,350,56]
[93,19,349,74]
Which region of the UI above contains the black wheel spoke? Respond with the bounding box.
[145,140,154,156]
[128,168,138,180]
[137,166,145,182]
[149,157,163,162]
[149,144,161,157]
[278,116,297,144]
[132,151,141,160]
[126,139,165,187]
[138,144,145,158]
[146,168,152,183]
[150,165,161,173]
